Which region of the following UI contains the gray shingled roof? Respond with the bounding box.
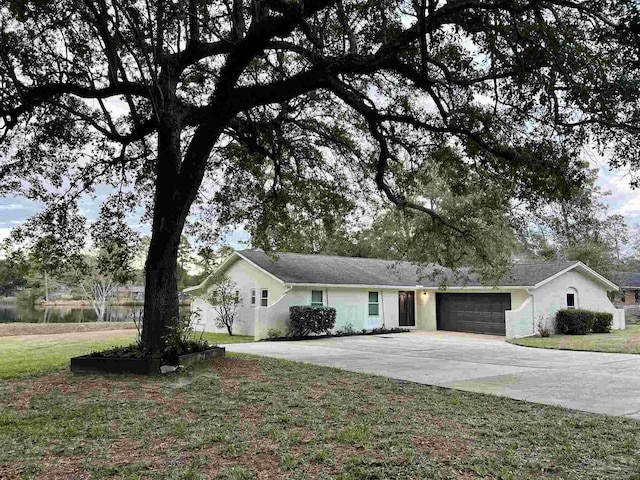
[609,271,640,288]
[238,250,581,287]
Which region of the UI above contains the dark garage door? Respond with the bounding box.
[436,293,511,335]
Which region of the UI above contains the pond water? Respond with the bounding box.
[0,303,144,323]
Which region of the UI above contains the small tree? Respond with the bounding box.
[206,275,242,336]
[73,239,137,322]
[76,209,140,322]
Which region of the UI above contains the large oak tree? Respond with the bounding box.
[1,0,639,352]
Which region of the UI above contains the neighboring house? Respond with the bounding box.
[185,250,625,340]
[113,285,145,301]
[609,272,640,306]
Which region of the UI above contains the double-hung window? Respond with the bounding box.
[311,290,324,308]
[250,288,256,306]
[261,289,269,307]
[566,293,576,309]
[368,292,380,316]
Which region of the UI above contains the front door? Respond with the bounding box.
[398,291,415,327]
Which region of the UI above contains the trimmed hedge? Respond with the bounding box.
[556,309,615,335]
[592,312,613,333]
[289,306,337,337]
[556,309,594,335]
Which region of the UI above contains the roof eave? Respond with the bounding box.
[532,262,619,291]
[283,282,533,290]
[183,251,241,294]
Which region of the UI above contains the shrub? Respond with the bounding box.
[536,315,553,337]
[592,312,613,333]
[343,322,355,334]
[267,328,282,339]
[289,306,336,337]
[556,309,594,335]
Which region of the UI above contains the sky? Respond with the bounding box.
[0,187,251,251]
[1,155,639,252]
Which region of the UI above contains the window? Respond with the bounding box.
[635,290,640,303]
[368,292,380,316]
[566,293,576,308]
[261,289,269,307]
[250,288,256,306]
[311,290,323,307]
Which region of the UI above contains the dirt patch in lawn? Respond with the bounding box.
[3,371,167,411]
[0,322,135,337]
[209,358,262,379]
[210,358,263,395]
[412,433,472,460]
[624,334,640,348]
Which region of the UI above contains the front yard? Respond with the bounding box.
[508,325,640,354]
[2,351,640,478]
[0,330,254,379]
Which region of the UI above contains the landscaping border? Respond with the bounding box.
[70,346,225,374]
[263,328,411,342]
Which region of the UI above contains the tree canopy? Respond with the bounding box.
[1,0,639,351]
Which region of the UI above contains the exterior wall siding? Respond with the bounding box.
[254,286,398,339]
[505,297,534,338]
[532,269,625,331]
[190,258,287,337]
[381,290,400,329]
[618,289,640,306]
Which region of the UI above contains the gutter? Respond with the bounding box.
[526,287,536,333]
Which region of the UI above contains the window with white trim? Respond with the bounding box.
[368,292,380,316]
[566,293,576,308]
[261,289,269,307]
[250,288,256,306]
[311,290,323,308]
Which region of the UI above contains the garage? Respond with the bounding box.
[436,293,511,335]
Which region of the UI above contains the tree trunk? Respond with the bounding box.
[44,270,49,302]
[142,109,189,354]
[143,226,183,353]
[140,91,235,354]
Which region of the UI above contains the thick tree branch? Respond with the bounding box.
[0,82,150,129]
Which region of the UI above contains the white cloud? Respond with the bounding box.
[0,227,12,241]
[585,149,640,227]
[0,204,25,211]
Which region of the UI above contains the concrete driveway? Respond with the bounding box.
[225,331,640,418]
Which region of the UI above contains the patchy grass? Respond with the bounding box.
[508,325,640,354]
[0,332,251,380]
[1,356,639,479]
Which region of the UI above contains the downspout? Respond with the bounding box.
[380,289,385,329]
[526,287,536,334]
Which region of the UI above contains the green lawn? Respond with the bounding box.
[1,355,639,479]
[508,324,640,354]
[0,332,253,380]
[0,336,134,380]
[201,332,254,345]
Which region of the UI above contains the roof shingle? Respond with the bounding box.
[238,250,580,288]
[609,271,640,288]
